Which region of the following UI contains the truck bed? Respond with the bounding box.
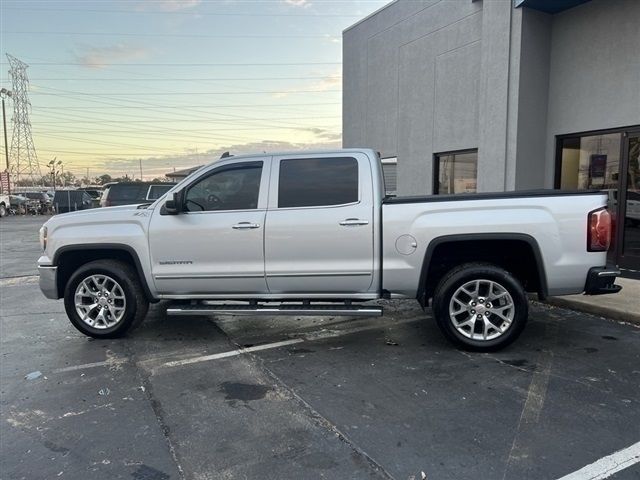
[383,189,604,204]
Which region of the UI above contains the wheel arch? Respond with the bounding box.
[417,233,548,306]
[53,243,157,302]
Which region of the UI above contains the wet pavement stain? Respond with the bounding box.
[219,382,272,402]
[131,464,171,480]
[602,335,618,340]
[287,347,315,354]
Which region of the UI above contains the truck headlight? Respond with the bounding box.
[39,226,47,251]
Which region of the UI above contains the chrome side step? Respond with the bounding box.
[166,302,383,317]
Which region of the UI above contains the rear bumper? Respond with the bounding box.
[38,265,59,299]
[584,266,622,295]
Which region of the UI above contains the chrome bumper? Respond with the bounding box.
[38,265,59,299]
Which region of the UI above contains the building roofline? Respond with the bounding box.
[343,0,398,34]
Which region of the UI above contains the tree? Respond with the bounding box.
[96,174,112,185]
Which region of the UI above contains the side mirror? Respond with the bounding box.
[162,191,182,215]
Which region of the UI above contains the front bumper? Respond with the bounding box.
[38,265,59,299]
[584,266,622,295]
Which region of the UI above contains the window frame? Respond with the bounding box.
[273,156,361,210]
[182,160,266,214]
[432,148,478,195]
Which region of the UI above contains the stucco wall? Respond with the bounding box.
[544,0,640,187]
[343,0,640,194]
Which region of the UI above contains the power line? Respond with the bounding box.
[0,7,362,17]
[0,62,341,67]
[26,76,341,82]
[4,31,341,39]
[31,103,341,110]
[31,90,341,96]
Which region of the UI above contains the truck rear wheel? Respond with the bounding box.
[432,263,528,351]
[63,260,149,339]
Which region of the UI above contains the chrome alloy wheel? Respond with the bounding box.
[74,274,127,329]
[448,279,515,341]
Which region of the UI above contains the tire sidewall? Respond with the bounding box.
[64,263,139,338]
[433,265,528,351]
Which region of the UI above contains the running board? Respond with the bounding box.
[166,303,383,317]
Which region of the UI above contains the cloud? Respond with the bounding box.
[75,44,150,69]
[283,0,311,6]
[135,0,201,11]
[273,71,342,99]
[96,138,342,178]
[304,127,342,141]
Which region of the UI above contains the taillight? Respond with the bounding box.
[587,207,611,252]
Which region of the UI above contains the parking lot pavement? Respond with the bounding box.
[1,216,639,480]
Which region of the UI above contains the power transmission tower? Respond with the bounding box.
[6,54,41,186]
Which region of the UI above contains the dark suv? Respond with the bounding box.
[100,182,175,207]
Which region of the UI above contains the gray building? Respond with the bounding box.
[343,0,640,275]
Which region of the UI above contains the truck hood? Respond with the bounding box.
[43,204,151,230]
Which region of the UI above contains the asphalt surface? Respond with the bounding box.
[1,215,639,480]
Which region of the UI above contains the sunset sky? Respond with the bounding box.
[0,0,387,180]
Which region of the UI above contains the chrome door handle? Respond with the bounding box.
[339,218,369,226]
[232,222,260,229]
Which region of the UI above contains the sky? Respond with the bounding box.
[0,0,388,180]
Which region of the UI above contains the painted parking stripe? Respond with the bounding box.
[160,339,304,368]
[556,441,640,480]
[53,358,128,373]
[48,317,421,374]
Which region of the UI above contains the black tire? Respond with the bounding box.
[431,262,528,351]
[0,204,6,217]
[64,259,149,339]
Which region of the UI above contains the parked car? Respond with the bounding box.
[77,188,103,208]
[9,194,30,215]
[100,182,175,208]
[52,190,93,213]
[0,194,9,217]
[37,149,620,351]
[22,191,54,214]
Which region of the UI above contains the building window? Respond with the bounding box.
[556,133,622,190]
[434,150,478,194]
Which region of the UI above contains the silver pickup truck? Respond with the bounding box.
[37,149,621,350]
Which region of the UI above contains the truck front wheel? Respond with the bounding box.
[432,263,528,351]
[63,260,149,338]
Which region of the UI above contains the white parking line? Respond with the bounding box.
[556,441,640,480]
[160,339,304,368]
[53,358,128,373]
[47,317,421,374]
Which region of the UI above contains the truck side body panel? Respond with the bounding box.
[382,194,608,297]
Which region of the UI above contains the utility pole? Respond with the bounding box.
[139,159,143,181]
[0,88,11,173]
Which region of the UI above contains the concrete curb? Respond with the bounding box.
[543,297,640,325]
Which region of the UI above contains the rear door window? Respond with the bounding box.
[278,157,358,208]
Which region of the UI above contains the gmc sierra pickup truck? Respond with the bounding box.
[38,149,621,350]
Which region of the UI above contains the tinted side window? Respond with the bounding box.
[147,185,173,200]
[278,157,358,208]
[112,184,147,200]
[185,163,262,212]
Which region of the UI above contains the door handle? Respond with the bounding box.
[339,218,369,226]
[232,222,260,229]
